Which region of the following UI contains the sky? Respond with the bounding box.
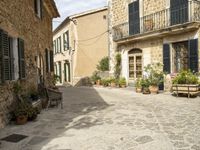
[53,0,108,30]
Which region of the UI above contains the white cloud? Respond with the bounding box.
[53,0,108,29]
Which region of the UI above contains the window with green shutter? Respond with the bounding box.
[45,49,49,73]
[18,38,26,79]
[50,50,54,72]
[0,30,15,82]
[0,30,2,83]
[63,31,69,51]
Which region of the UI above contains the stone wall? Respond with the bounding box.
[0,0,54,128]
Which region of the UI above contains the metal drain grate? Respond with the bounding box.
[1,134,28,143]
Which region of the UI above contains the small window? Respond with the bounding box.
[34,0,42,18]
[103,15,107,20]
[63,31,69,51]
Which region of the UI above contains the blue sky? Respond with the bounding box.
[53,0,108,29]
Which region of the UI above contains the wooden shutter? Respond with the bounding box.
[34,0,38,14]
[0,30,3,83]
[59,62,62,83]
[188,39,199,72]
[2,32,10,81]
[40,0,43,19]
[45,49,49,72]
[129,3,134,35]
[129,1,140,35]
[170,0,188,25]
[67,31,69,49]
[163,44,171,73]
[9,37,14,80]
[18,38,26,79]
[50,50,54,72]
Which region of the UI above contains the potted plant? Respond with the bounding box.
[101,78,110,87]
[110,77,116,87]
[27,107,38,121]
[135,78,142,93]
[144,63,164,94]
[172,70,200,97]
[91,71,101,86]
[13,103,28,125]
[141,78,150,94]
[119,77,127,88]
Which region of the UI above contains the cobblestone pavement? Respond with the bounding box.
[0,87,200,150]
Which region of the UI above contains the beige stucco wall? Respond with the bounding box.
[73,9,109,83]
[53,8,109,86]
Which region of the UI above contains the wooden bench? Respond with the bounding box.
[46,88,63,109]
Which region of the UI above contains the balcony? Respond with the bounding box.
[113,1,200,42]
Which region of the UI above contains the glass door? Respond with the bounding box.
[129,55,142,79]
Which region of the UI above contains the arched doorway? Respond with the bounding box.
[128,49,143,80]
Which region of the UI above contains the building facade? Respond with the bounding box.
[53,7,109,86]
[0,0,59,128]
[108,0,200,89]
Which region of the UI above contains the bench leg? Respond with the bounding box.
[46,100,51,110]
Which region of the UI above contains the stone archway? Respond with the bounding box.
[128,48,143,80]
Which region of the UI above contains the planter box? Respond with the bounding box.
[172,84,200,98]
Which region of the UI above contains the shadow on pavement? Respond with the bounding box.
[0,86,110,150]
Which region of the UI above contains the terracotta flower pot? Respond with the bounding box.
[96,80,101,86]
[149,85,159,94]
[121,84,126,88]
[110,82,116,87]
[16,115,28,125]
[143,88,150,94]
[136,87,142,93]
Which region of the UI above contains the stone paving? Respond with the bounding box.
[0,87,200,150]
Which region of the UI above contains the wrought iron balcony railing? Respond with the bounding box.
[113,1,200,41]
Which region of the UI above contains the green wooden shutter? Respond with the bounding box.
[9,37,14,80]
[40,0,43,19]
[63,33,66,50]
[45,49,49,72]
[67,31,69,49]
[50,50,54,72]
[0,30,3,83]
[188,39,199,73]
[163,44,171,73]
[34,0,38,14]
[18,38,26,79]
[2,31,10,81]
[64,63,67,82]
[59,62,62,83]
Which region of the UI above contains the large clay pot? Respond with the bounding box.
[121,84,126,88]
[110,82,116,87]
[143,87,150,94]
[96,80,101,86]
[136,87,142,93]
[149,85,159,94]
[16,115,28,125]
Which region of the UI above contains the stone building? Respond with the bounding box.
[53,7,108,86]
[0,0,59,128]
[108,0,200,89]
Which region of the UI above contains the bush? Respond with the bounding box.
[97,57,109,71]
[140,78,150,88]
[135,78,142,88]
[114,53,121,79]
[144,63,164,86]
[172,70,199,84]
[91,71,101,83]
[119,77,126,86]
[101,78,110,87]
